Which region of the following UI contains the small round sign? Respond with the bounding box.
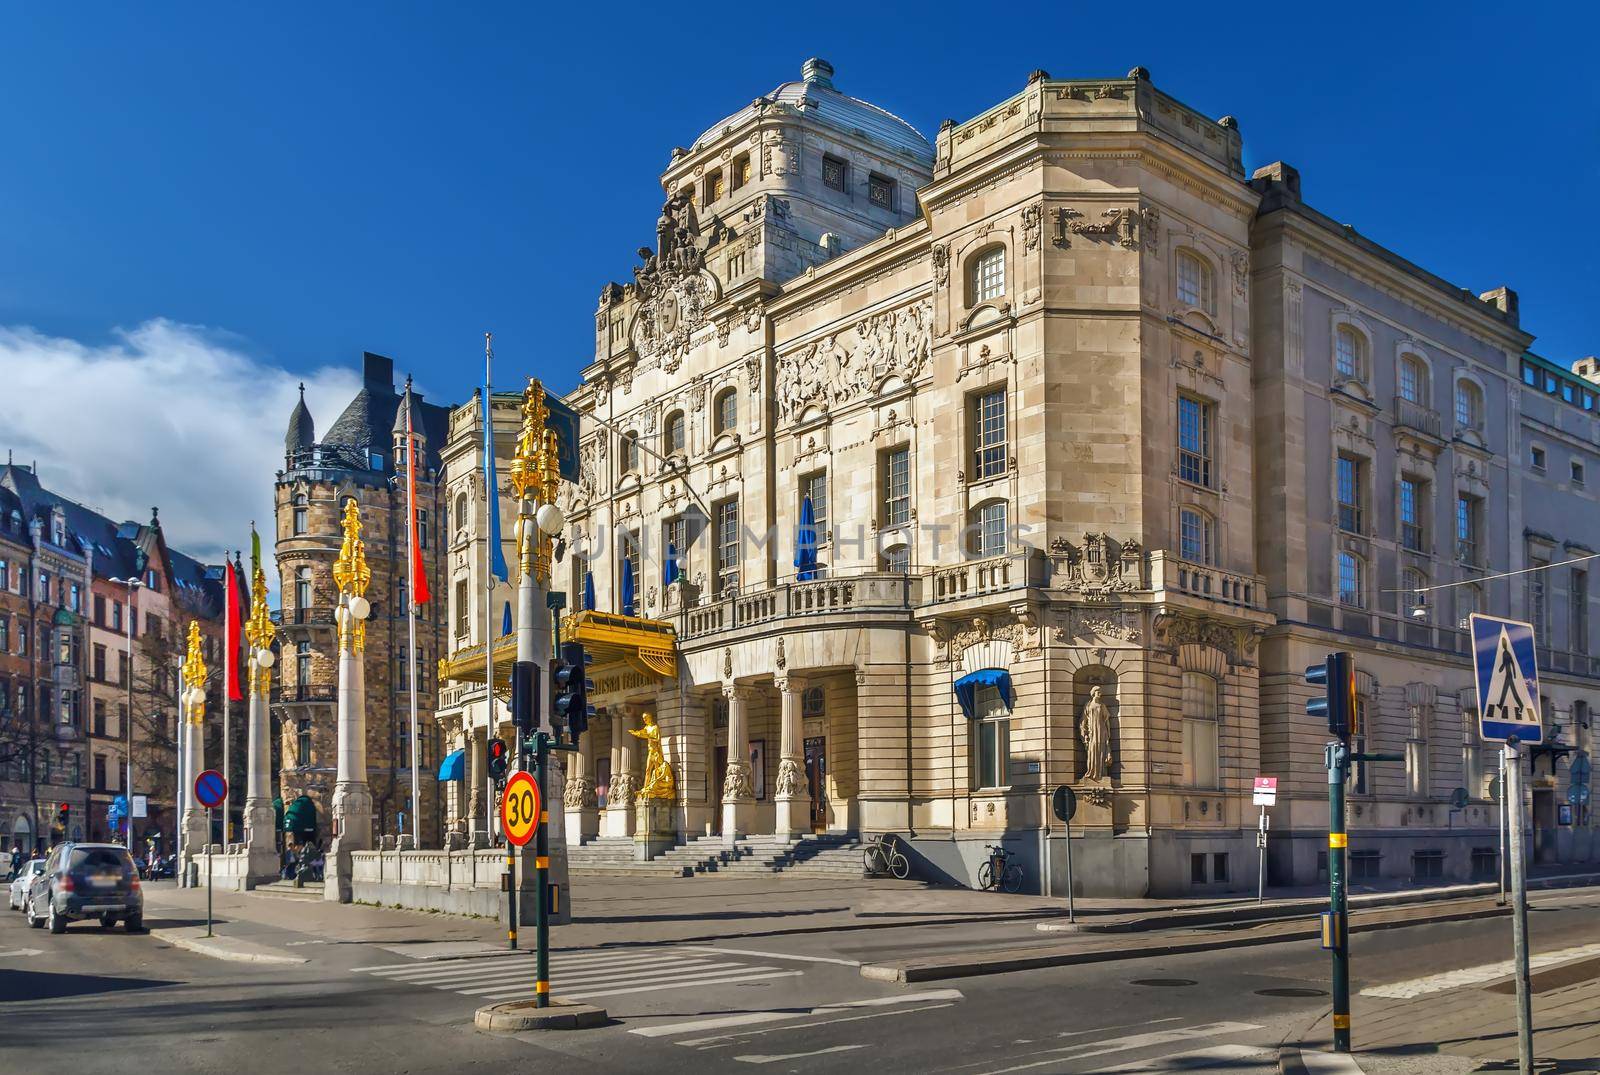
[1052,785,1077,823]
[500,770,541,848]
[194,769,228,809]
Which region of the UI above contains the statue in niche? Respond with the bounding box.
[1080,685,1114,782]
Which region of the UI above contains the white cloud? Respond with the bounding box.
[0,318,359,594]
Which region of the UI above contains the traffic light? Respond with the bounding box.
[1305,651,1357,738]
[487,737,510,781]
[511,660,539,734]
[552,641,594,745]
[56,802,70,828]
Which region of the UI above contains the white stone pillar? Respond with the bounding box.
[242,651,278,882]
[722,685,754,841]
[180,679,208,876]
[774,675,809,838]
[605,707,637,837]
[327,594,373,902]
[564,730,599,846]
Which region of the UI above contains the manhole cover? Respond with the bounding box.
[1255,987,1329,998]
[1130,978,1197,988]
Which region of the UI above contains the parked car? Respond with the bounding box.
[8,858,45,910]
[25,842,143,933]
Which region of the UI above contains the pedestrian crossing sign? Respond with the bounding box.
[1469,613,1543,745]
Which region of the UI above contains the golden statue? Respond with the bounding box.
[332,498,371,652]
[507,377,562,583]
[628,711,676,801]
[244,561,275,694]
[182,620,207,726]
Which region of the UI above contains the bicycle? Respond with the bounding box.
[977,843,1023,893]
[862,833,910,879]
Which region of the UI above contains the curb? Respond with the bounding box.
[150,928,308,965]
[474,999,608,1032]
[1279,1046,1368,1074]
[861,901,1508,983]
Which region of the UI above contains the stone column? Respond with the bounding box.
[326,592,373,902]
[242,650,278,883]
[605,706,636,837]
[722,684,755,841]
[467,724,486,845]
[564,729,599,846]
[774,675,810,838]
[179,674,208,878]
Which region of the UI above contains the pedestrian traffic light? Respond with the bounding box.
[511,659,539,733]
[552,641,594,745]
[487,738,509,780]
[1305,651,1357,739]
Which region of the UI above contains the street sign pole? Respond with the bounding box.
[1256,807,1268,905]
[206,807,214,937]
[506,784,517,952]
[1498,752,1509,907]
[534,731,549,1009]
[1326,739,1351,1053]
[1063,812,1074,924]
[1505,741,1534,1075]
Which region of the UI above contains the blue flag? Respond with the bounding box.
[482,388,508,582]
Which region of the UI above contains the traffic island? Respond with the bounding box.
[474,999,608,1032]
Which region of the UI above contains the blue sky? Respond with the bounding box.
[1,3,1595,562]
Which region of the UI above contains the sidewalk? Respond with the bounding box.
[1290,951,1600,1072]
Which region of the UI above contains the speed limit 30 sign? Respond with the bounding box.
[500,770,542,847]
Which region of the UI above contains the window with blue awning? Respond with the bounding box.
[437,748,466,782]
[953,668,1013,719]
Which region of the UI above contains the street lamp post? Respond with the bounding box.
[110,577,142,851]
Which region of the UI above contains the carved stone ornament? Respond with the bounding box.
[775,757,806,798]
[932,243,950,287]
[1054,206,1144,249]
[1079,685,1114,782]
[775,637,786,670]
[722,759,754,800]
[716,319,732,347]
[563,774,598,810]
[1152,613,1254,665]
[630,189,730,375]
[1078,785,1113,808]
[1057,608,1141,644]
[1022,204,1041,251]
[1231,249,1249,299]
[775,300,933,421]
[608,771,637,809]
[1050,533,1146,594]
[723,647,734,679]
[948,613,1042,656]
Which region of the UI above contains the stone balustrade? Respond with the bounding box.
[1148,550,1267,612]
[679,571,916,639]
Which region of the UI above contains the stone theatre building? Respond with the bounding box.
[434,60,1597,895]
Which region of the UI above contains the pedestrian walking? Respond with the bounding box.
[8,844,21,881]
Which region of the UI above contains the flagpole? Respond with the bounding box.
[484,334,496,839]
[404,378,421,848]
[223,557,232,847]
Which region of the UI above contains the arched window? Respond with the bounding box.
[1338,551,1366,608]
[1335,325,1366,381]
[453,492,468,536]
[971,246,1006,303]
[714,389,738,435]
[969,499,1009,558]
[971,677,1011,789]
[621,432,640,474]
[664,411,686,455]
[1455,379,1484,432]
[880,543,910,574]
[1176,249,1214,313]
[1181,672,1219,788]
[1399,354,1429,405]
[1179,508,1214,565]
[801,686,826,718]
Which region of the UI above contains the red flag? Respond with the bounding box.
[407,399,431,604]
[224,560,243,701]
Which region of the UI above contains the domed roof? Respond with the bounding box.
[286,383,315,452]
[693,58,932,165]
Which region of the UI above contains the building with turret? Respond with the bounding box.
[273,352,449,847]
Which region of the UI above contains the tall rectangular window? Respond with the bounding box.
[1400,477,1426,551]
[1180,508,1214,565]
[974,248,1005,302]
[972,501,1009,559]
[1177,395,1213,487]
[1339,552,1366,608]
[1572,569,1589,653]
[296,641,312,689]
[297,718,312,767]
[1337,456,1364,533]
[1456,494,1481,563]
[882,447,910,528]
[714,497,739,596]
[1528,553,1549,636]
[453,579,469,638]
[1181,672,1220,788]
[973,389,1007,480]
[971,683,1011,789]
[663,517,688,575]
[799,471,828,545]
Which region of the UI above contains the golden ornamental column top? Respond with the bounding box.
[244,563,274,653]
[332,498,371,598]
[182,619,206,693]
[509,377,559,504]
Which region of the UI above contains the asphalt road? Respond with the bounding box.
[3,886,1597,1073]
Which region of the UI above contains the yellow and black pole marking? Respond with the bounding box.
[534,733,550,1007]
[1326,740,1351,1052]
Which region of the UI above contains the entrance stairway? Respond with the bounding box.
[250,879,325,901]
[565,831,883,880]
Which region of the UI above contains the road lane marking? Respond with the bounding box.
[676,944,863,967]
[734,1044,868,1064]
[689,1002,957,1049]
[1360,941,1600,998]
[0,948,43,958]
[970,1022,1264,1075]
[630,989,966,1039]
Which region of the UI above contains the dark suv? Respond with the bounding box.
[26,842,143,934]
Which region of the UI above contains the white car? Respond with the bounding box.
[9,859,44,910]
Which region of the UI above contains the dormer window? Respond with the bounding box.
[703,169,724,204]
[732,154,751,192]
[822,155,847,193]
[868,173,896,210]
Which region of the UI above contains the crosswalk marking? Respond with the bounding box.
[973,1022,1264,1075]
[1360,941,1600,998]
[357,944,802,1007]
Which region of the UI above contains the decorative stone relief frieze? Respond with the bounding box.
[1049,533,1145,594]
[944,613,1041,657]
[1151,614,1262,668]
[1057,607,1142,644]
[1053,206,1146,249]
[932,243,950,287]
[630,190,732,375]
[774,300,932,421]
[1022,205,1041,251]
